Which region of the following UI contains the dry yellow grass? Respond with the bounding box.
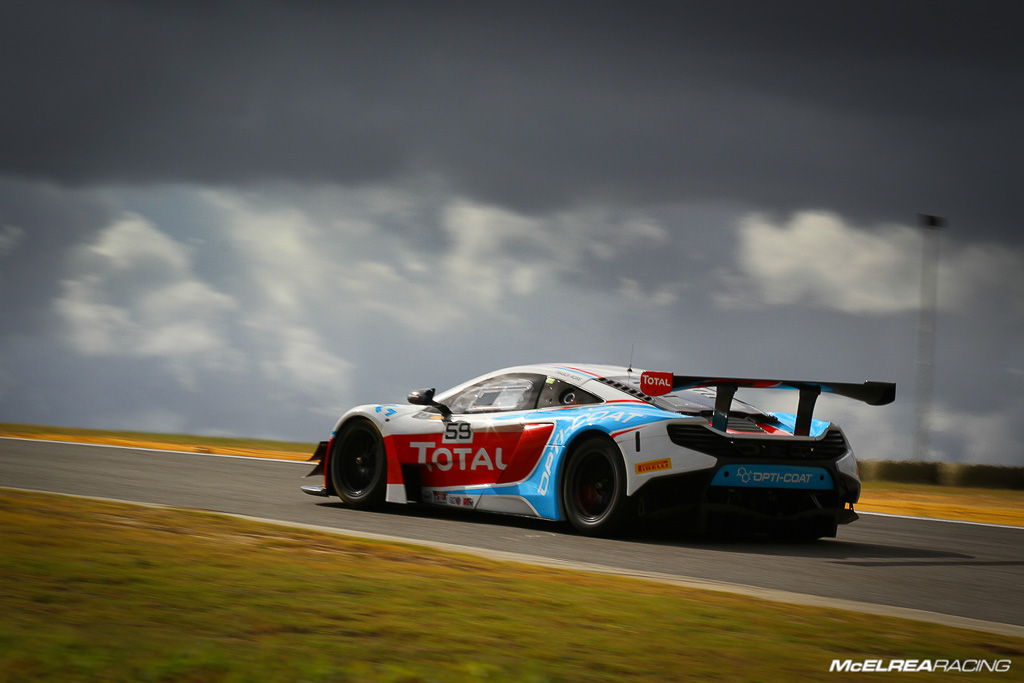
[857,482,1023,527]
[0,428,314,462]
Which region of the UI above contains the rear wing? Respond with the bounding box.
[639,371,896,436]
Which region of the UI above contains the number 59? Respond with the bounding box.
[443,422,472,442]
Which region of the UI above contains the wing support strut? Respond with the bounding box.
[712,383,738,432]
[795,385,821,437]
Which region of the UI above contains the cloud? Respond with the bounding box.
[49,203,360,417]
[930,398,1024,466]
[205,191,688,335]
[719,211,1024,314]
[0,2,1019,463]
[0,177,116,332]
[255,325,353,411]
[617,277,682,306]
[54,214,239,384]
[2,2,1021,238]
[440,201,549,309]
[206,190,465,333]
[0,224,24,256]
[1,180,1016,463]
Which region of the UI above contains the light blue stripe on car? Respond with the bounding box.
[711,464,833,490]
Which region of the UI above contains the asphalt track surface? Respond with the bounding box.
[2,439,1022,632]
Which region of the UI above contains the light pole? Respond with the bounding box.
[912,214,944,461]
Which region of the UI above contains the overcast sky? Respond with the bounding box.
[1,0,1021,464]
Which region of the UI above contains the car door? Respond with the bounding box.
[394,373,550,489]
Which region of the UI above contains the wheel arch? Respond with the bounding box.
[555,427,625,518]
[325,411,405,502]
[557,428,634,535]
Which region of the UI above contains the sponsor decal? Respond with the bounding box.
[537,409,656,495]
[640,371,673,396]
[390,424,553,488]
[411,442,507,472]
[829,659,1012,673]
[711,464,833,490]
[635,458,671,474]
[374,405,398,417]
[424,491,478,508]
[537,446,556,496]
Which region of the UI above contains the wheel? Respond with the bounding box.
[329,419,386,508]
[561,435,633,536]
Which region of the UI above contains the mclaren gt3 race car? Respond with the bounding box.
[302,364,895,538]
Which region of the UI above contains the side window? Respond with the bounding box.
[536,377,602,408]
[447,373,546,414]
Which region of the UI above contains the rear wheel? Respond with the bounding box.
[561,436,632,536]
[329,419,386,508]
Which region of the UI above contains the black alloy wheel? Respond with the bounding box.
[561,436,632,536]
[330,419,386,507]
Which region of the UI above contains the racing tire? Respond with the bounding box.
[561,435,633,537]
[329,419,386,508]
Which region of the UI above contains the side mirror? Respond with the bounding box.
[407,388,435,406]
[407,387,453,420]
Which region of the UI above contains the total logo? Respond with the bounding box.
[410,441,507,472]
[640,371,673,396]
[735,466,813,485]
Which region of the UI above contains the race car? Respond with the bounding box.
[302,363,895,539]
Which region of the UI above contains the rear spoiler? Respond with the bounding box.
[639,371,895,436]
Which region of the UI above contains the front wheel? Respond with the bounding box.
[329,419,386,508]
[561,436,633,536]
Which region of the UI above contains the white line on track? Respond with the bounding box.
[3,437,1021,529]
[859,510,1022,530]
[2,485,1022,639]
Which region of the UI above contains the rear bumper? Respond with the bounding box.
[633,458,860,533]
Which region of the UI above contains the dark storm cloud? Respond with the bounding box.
[3,0,1022,237]
[0,178,115,331]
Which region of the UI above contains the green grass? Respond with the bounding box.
[0,490,1019,682]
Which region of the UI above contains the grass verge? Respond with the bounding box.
[857,481,1024,527]
[0,422,316,461]
[2,423,1022,526]
[0,489,1020,682]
